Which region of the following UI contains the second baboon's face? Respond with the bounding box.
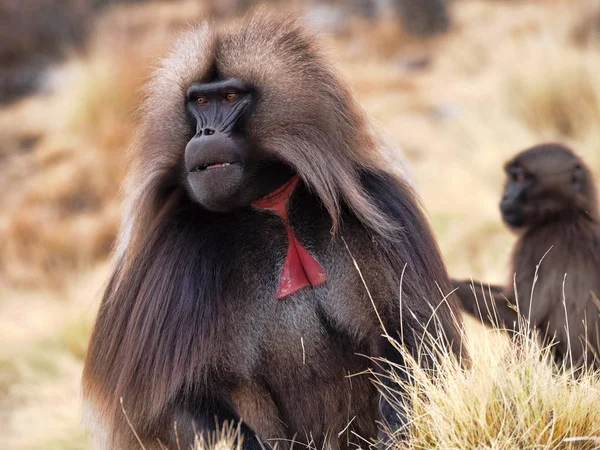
[500,146,590,230]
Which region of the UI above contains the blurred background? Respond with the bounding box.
[1,0,600,448]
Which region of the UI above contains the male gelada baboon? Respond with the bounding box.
[83,13,465,450]
[455,143,600,369]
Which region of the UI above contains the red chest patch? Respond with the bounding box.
[252,176,327,299]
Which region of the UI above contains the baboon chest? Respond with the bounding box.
[227,291,379,446]
[206,202,382,440]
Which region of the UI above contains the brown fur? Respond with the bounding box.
[455,143,600,370]
[116,14,394,262]
[83,13,466,450]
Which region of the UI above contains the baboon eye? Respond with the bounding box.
[225,92,238,101]
[572,165,583,188]
[196,96,208,105]
[509,168,526,183]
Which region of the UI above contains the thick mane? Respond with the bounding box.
[116,13,404,263]
[84,12,466,449]
[86,202,232,432]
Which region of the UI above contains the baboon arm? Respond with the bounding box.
[452,279,520,332]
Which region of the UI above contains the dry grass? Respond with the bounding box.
[380,319,600,450]
[2,0,600,448]
[0,1,207,288]
[509,54,600,139]
[0,265,107,449]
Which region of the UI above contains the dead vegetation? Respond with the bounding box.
[509,54,600,139]
[0,1,207,288]
[382,317,600,450]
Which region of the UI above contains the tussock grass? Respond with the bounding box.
[509,55,600,139]
[380,324,600,449]
[0,1,206,289]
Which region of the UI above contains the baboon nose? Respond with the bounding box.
[203,128,215,136]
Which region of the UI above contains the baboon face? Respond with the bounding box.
[499,163,534,228]
[183,77,293,212]
[499,144,594,229]
[133,16,379,226]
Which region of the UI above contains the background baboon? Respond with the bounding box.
[83,13,465,450]
[454,144,600,369]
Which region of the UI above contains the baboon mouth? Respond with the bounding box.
[191,162,238,172]
[502,213,525,227]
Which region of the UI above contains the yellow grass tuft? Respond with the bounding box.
[381,323,600,449]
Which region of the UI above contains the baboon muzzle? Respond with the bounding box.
[184,131,242,174]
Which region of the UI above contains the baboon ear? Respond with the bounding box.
[572,164,584,192]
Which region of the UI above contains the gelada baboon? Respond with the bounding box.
[83,13,465,450]
[454,143,600,369]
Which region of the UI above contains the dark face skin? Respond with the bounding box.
[499,145,591,230]
[499,165,532,228]
[184,78,294,212]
